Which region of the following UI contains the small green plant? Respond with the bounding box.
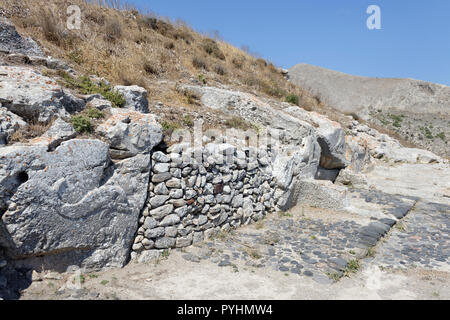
[310,235,317,240]
[248,249,262,260]
[161,120,179,133]
[70,115,92,134]
[101,280,109,285]
[88,274,99,279]
[395,222,406,232]
[72,274,85,284]
[285,94,299,105]
[60,73,125,108]
[436,132,445,141]
[162,249,170,258]
[250,123,261,135]
[366,247,376,257]
[349,250,356,255]
[343,259,360,276]
[85,107,104,119]
[197,74,207,84]
[326,272,341,282]
[419,126,434,139]
[182,115,194,127]
[278,211,293,218]
[389,114,404,128]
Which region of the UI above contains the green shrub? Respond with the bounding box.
[286,94,299,105]
[102,89,126,108]
[85,107,104,119]
[389,114,404,128]
[161,120,179,133]
[182,115,194,127]
[60,73,125,108]
[70,115,92,134]
[197,74,207,84]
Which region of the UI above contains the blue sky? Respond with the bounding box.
[129,0,450,85]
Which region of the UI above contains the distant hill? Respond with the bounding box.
[288,63,450,157]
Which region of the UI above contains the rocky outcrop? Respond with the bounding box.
[283,106,348,169]
[0,66,85,122]
[347,121,444,165]
[114,85,149,113]
[180,85,347,172]
[0,107,26,146]
[95,108,163,159]
[0,18,43,57]
[30,118,76,151]
[0,139,157,271]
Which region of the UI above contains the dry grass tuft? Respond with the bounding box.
[9,121,52,143]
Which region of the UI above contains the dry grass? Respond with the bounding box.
[1,0,319,111]
[8,121,52,143]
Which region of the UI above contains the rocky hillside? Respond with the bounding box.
[0,0,318,112]
[289,63,450,157]
[0,1,449,300]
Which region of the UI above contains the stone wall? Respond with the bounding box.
[131,143,281,262]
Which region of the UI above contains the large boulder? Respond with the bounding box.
[291,179,349,210]
[0,66,85,122]
[0,139,151,271]
[95,108,163,159]
[114,85,149,113]
[0,18,44,57]
[284,106,348,169]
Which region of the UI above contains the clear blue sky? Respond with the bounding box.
[129,0,450,85]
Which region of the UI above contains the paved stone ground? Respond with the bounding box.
[179,188,420,284]
[368,201,450,271]
[185,212,362,284]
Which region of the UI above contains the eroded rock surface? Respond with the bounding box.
[114,85,149,114]
[0,66,85,122]
[0,18,43,57]
[96,108,163,159]
[0,139,151,271]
